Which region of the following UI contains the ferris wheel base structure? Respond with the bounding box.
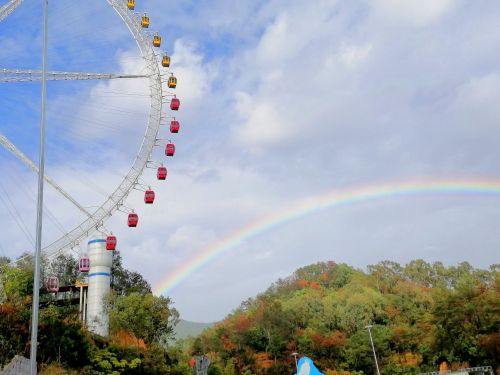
[86,233,113,337]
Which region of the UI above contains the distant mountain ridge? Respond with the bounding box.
[174,319,213,340]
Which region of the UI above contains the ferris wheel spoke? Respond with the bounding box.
[0,69,149,83]
[0,133,93,219]
[0,0,23,23]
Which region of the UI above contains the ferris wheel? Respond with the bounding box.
[0,0,181,268]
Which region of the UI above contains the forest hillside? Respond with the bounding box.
[191,260,499,375]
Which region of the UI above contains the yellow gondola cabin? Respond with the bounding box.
[162,54,171,67]
[153,33,161,47]
[141,14,149,28]
[168,75,177,89]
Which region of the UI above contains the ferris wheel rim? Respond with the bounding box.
[2,0,166,262]
[0,0,24,23]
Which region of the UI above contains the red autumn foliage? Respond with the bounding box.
[296,279,309,288]
[111,330,146,349]
[323,330,346,348]
[310,281,321,290]
[254,352,274,369]
[311,330,346,349]
[234,315,252,333]
[188,357,196,368]
[220,335,236,351]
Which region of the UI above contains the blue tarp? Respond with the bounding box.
[295,357,325,375]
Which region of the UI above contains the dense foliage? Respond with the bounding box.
[0,253,187,374]
[192,260,499,375]
[2,255,498,374]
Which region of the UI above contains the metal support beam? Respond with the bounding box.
[366,325,381,375]
[0,133,93,218]
[30,0,49,372]
[0,69,148,82]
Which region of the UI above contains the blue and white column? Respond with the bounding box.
[86,233,113,337]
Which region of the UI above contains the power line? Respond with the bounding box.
[0,180,35,246]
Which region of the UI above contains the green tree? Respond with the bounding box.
[254,298,293,359]
[432,278,499,367]
[45,254,79,287]
[86,346,142,375]
[37,305,89,368]
[109,292,179,344]
[111,253,151,295]
[1,254,35,300]
[368,260,403,293]
[0,301,30,366]
[404,259,434,287]
[0,256,10,266]
[343,325,391,375]
[330,284,386,333]
[208,363,224,375]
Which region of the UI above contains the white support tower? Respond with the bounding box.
[86,233,113,337]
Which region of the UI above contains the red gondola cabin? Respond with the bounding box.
[170,120,180,133]
[165,143,175,156]
[170,98,180,111]
[144,190,155,204]
[128,213,139,227]
[47,276,59,293]
[106,235,117,250]
[157,166,167,180]
[79,257,90,272]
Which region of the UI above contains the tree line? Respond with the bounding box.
[1,255,498,374]
[0,253,189,374]
[189,260,499,375]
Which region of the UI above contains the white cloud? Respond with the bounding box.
[449,74,500,131]
[171,39,214,101]
[231,91,293,145]
[255,14,291,65]
[166,225,217,251]
[254,250,273,260]
[339,43,373,67]
[372,0,460,26]
[2,0,500,323]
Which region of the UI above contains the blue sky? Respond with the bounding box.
[1,0,500,322]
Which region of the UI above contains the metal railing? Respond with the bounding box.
[419,366,494,375]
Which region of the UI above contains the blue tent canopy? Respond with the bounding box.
[295,357,324,375]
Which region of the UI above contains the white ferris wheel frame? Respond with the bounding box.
[0,0,167,261]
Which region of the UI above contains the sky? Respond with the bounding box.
[0,0,500,322]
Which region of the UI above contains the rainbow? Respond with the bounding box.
[153,179,500,295]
